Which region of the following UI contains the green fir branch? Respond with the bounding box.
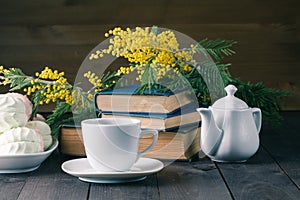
[50,116,75,138]
[30,90,43,120]
[1,68,32,91]
[198,39,237,61]
[46,101,72,127]
[230,78,291,126]
[215,63,234,84]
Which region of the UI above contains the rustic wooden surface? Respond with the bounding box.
[0,0,299,110]
[0,111,299,200]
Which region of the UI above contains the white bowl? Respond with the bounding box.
[0,138,58,173]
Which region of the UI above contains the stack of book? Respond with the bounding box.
[95,85,200,130]
[59,85,202,160]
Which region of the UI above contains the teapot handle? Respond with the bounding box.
[252,108,262,134]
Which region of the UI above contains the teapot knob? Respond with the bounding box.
[225,85,237,96]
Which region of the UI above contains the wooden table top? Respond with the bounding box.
[0,112,299,200]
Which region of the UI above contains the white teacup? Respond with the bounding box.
[81,118,158,172]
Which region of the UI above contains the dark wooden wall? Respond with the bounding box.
[0,0,299,110]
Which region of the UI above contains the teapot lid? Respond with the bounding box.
[212,85,249,110]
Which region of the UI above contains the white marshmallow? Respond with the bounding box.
[6,93,32,120]
[0,142,43,155]
[0,95,28,132]
[0,94,26,113]
[0,127,43,154]
[26,121,52,150]
[0,112,28,132]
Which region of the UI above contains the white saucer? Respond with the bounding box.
[0,138,58,174]
[61,157,164,183]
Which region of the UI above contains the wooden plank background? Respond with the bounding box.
[0,0,299,110]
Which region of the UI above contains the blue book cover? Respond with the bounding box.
[99,103,199,119]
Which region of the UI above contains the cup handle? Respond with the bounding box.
[137,129,158,160]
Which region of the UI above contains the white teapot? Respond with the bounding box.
[197,85,262,162]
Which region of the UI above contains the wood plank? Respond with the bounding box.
[164,0,297,24]
[0,25,105,46]
[261,112,300,188]
[17,152,89,200]
[280,111,300,130]
[0,0,298,25]
[89,175,159,200]
[0,45,90,82]
[0,173,29,200]
[216,147,300,200]
[0,24,297,46]
[0,0,121,25]
[157,160,232,200]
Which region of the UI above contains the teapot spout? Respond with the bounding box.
[197,108,223,156]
